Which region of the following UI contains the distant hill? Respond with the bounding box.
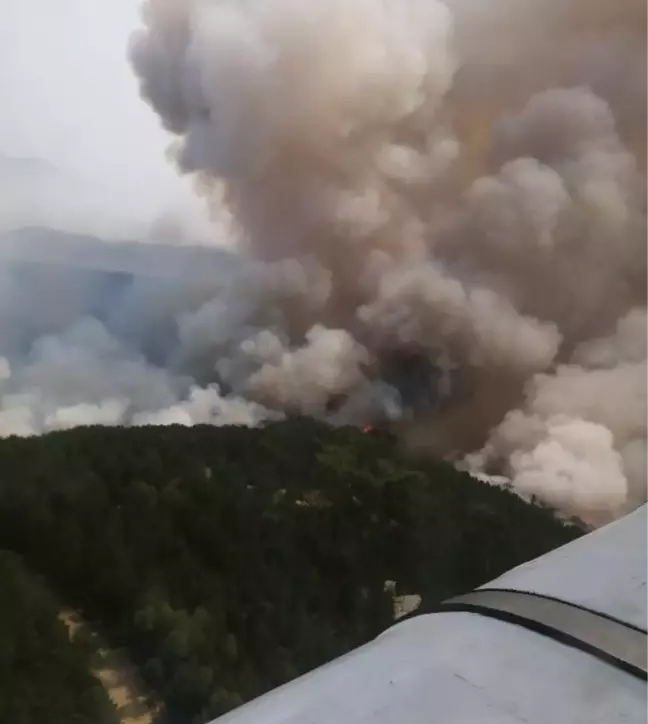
[0,154,65,185]
[0,227,241,362]
[0,226,238,278]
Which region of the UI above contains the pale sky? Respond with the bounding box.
[0,0,215,242]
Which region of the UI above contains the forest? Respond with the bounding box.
[0,419,583,723]
[0,549,118,724]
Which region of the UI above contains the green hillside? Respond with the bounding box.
[0,420,582,723]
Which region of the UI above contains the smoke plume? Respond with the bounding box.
[0,0,645,526]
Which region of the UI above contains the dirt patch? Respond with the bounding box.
[59,610,159,724]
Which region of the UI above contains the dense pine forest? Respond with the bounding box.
[0,550,118,724]
[0,419,583,723]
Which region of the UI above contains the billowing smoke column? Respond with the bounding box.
[125,0,646,524]
[0,0,645,527]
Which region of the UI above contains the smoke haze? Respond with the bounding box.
[0,0,645,526]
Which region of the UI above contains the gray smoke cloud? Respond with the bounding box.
[0,0,645,527]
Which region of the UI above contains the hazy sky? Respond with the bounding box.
[0,0,214,241]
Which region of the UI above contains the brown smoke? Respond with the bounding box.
[129,0,646,525]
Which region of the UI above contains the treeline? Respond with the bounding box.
[0,419,583,722]
[0,550,118,724]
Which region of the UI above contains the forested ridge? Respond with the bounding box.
[0,419,583,723]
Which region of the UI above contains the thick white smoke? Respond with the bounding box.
[0,0,645,526]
